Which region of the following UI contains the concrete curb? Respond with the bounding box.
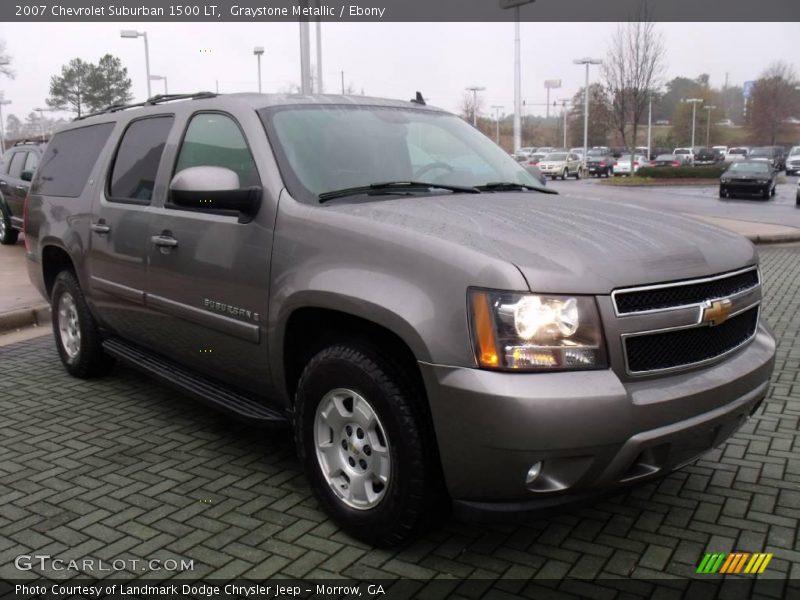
[0,304,50,333]
[748,232,800,245]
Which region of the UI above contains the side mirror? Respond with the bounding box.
[169,166,261,220]
[21,170,34,182]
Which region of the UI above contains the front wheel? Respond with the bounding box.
[561,169,567,180]
[295,344,444,546]
[51,271,115,378]
[0,206,19,245]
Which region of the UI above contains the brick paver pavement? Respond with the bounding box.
[1,246,799,595]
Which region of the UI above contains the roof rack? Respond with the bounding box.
[12,138,45,146]
[74,91,217,121]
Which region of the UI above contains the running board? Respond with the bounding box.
[102,338,288,425]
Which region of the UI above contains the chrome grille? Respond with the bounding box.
[613,267,759,315]
[613,267,761,376]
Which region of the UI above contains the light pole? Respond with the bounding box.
[33,107,56,141]
[0,97,10,153]
[314,1,323,93]
[558,98,570,148]
[647,93,653,159]
[491,105,504,144]
[573,57,602,167]
[683,98,703,148]
[465,86,486,127]
[703,105,717,146]
[298,6,312,94]
[120,30,151,99]
[500,0,536,152]
[253,47,264,93]
[149,75,168,95]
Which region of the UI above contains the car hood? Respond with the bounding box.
[330,192,756,294]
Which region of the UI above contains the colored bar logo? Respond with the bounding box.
[697,552,773,574]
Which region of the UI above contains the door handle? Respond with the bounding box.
[90,222,111,234]
[151,235,178,248]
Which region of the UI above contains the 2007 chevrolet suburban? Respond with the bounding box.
[24,92,775,545]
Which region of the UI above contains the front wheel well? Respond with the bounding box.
[283,308,425,405]
[42,245,76,299]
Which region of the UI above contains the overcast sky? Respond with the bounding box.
[0,22,797,121]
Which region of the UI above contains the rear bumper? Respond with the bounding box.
[420,324,775,513]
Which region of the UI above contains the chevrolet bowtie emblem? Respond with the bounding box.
[702,298,733,326]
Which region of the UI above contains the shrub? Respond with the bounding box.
[635,165,727,179]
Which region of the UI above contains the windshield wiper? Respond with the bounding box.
[318,181,481,203]
[476,181,557,194]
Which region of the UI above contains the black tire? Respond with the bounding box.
[51,270,115,378]
[574,168,582,180]
[719,187,727,198]
[771,184,776,197]
[294,343,444,546]
[561,169,567,181]
[0,205,19,245]
[762,186,770,200]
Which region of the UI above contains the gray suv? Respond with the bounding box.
[25,93,776,546]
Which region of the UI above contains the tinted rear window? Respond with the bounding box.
[110,116,174,202]
[7,152,26,178]
[35,123,115,198]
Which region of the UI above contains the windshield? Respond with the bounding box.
[730,148,747,155]
[788,146,800,156]
[749,148,772,157]
[544,153,568,161]
[655,155,674,160]
[587,150,606,157]
[260,105,545,201]
[675,149,690,154]
[728,162,770,173]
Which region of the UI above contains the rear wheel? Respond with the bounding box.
[295,343,444,546]
[0,206,19,245]
[51,271,115,378]
[574,168,582,180]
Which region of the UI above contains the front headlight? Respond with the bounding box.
[469,290,607,371]
[721,178,730,183]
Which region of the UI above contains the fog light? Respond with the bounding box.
[525,462,542,484]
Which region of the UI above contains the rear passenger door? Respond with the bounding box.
[144,111,271,395]
[1,150,27,224]
[87,115,174,343]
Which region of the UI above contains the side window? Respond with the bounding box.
[35,123,115,198]
[174,113,259,188]
[7,152,26,178]
[109,116,174,203]
[23,152,38,173]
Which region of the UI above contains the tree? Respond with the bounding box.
[47,58,93,117]
[85,54,132,112]
[0,40,13,79]
[656,76,700,121]
[5,114,22,140]
[601,2,666,160]
[567,83,613,147]
[749,62,798,145]
[460,91,484,126]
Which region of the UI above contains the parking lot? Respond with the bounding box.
[548,174,800,229]
[1,234,799,593]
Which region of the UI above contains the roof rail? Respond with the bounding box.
[73,91,218,121]
[12,138,45,146]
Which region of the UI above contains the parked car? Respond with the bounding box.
[523,163,548,186]
[717,119,734,127]
[712,145,728,157]
[749,147,784,171]
[24,92,775,546]
[719,160,777,200]
[694,147,719,166]
[536,146,553,154]
[614,154,648,176]
[513,147,537,161]
[654,119,670,125]
[585,150,615,177]
[673,147,694,165]
[538,151,584,180]
[786,146,800,176]
[524,152,547,166]
[725,147,750,162]
[649,154,682,168]
[0,140,45,245]
[635,146,650,160]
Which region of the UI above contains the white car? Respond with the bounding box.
[673,148,694,165]
[713,145,728,157]
[725,147,750,162]
[717,119,734,127]
[785,146,800,176]
[614,154,648,176]
[513,147,536,161]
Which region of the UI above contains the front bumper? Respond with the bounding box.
[420,324,774,514]
[721,182,769,196]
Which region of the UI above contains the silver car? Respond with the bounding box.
[24,93,775,546]
[538,151,584,180]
